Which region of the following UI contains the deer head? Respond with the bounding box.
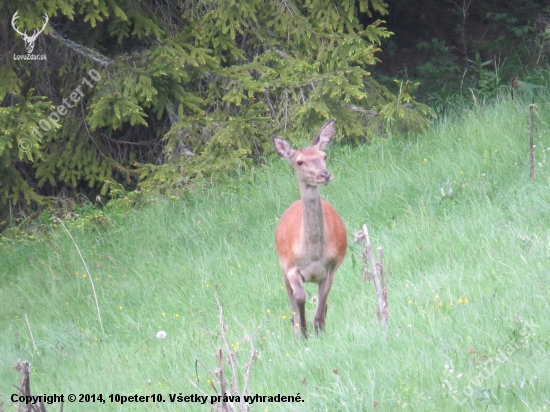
[273,119,335,188]
[12,11,49,54]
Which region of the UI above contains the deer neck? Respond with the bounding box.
[298,180,325,258]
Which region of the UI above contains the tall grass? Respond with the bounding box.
[1,96,549,411]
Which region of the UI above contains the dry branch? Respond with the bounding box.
[232,317,264,410]
[9,360,63,412]
[54,218,104,334]
[349,104,378,116]
[190,296,265,411]
[529,104,535,182]
[24,314,39,355]
[355,225,389,327]
[48,27,114,66]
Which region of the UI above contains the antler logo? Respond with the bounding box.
[12,11,49,54]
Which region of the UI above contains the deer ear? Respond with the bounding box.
[273,136,294,159]
[312,119,335,151]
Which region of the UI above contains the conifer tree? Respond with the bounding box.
[0,0,432,222]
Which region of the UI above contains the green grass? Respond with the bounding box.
[1,97,550,411]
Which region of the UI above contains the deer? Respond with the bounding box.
[273,119,347,338]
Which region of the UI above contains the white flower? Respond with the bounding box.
[157,330,167,339]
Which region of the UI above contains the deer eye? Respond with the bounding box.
[297,160,304,166]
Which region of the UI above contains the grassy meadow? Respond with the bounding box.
[1,97,550,411]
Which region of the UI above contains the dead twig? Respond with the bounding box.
[24,315,39,355]
[11,360,63,412]
[529,104,535,182]
[233,317,267,410]
[349,105,378,115]
[54,218,104,334]
[191,296,265,411]
[355,225,389,327]
[215,296,239,398]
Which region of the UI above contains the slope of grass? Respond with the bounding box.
[1,97,550,411]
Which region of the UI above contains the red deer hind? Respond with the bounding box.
[273,119,347,338]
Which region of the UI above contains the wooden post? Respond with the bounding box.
[355,225,389,327]
[529,104,535,182]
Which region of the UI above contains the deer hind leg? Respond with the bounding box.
[314,269,336,335]
[285,268,308,338]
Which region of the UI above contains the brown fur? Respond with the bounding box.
[276,200,347,273]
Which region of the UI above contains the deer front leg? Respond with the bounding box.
[314,269,336,334]
[283,275,299,327]
[285,268,308,338]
